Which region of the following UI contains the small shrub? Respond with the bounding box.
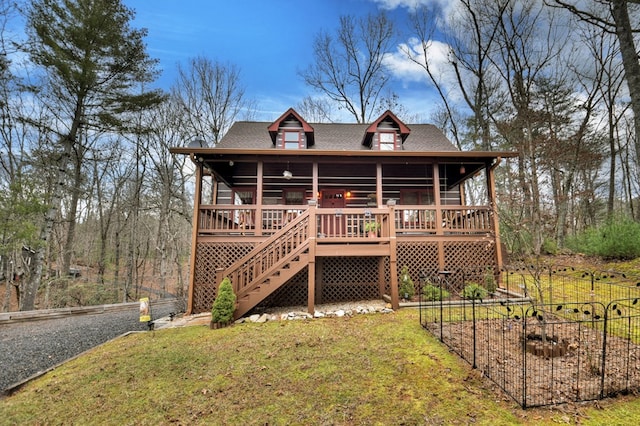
[567,216,640,260]
[461,283,487,300]
[422,282,450,301]
[211,277,236,324]
[483,270,497,294]
[542,238,557,255]
[398,266,415,300]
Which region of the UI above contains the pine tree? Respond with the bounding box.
[21,0,165,310]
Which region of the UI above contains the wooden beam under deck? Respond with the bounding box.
[314,242,392,257]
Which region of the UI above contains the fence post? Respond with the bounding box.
[438,275,444,342]
[438,270,452,342]
[521,306,529,409]
[600,302,609,399]
[504,266,510,293]
[472,298,477,369]
[548,266,553,305]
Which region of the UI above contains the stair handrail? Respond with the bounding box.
[219,209,311,294]
[234,241,310,302]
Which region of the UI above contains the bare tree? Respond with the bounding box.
[21,0,164,310]
[0,0,51,311]
[550,0,640,179]
[89,137,132,283]
[301,12,394,123]
[406,1,508,150]
[580,24,628,219]
[172,57,250,145]
[536,72,606,247]
[374,88,420,123]
[140,100,192,301]
[296,96,334,123]
[488,1,570,255]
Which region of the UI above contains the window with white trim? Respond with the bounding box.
[283,130,302,149]
[379,132,396,150]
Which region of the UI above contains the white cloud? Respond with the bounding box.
[371,0,451,13]
[384,37,452,86]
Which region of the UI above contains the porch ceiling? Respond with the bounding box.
[170,147,516,190]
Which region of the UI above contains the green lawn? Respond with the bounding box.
[2,309,640,425]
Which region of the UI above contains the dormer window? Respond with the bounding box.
[283,130,302,149]
[379,131,397,150]
[268,108,315,148]
[362,110,411,149]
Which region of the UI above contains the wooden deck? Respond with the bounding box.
[189,203,499,318]
[197,204,494,239]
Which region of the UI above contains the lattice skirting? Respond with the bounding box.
[320,257,380,303]
[443,240,498,293]
[190,240,498,313]
[260,269,308,308]
[191,242,255,313]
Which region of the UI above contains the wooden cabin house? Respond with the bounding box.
[170,108,516,318]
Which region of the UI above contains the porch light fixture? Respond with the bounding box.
[459,164,466,174]
[283,162,293,179]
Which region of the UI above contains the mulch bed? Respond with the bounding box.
[424,316,640,407]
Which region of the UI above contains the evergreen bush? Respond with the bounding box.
[567,216,640,260]
[483,270,497,294]
[398,266,415,300]
[211,277,236,324]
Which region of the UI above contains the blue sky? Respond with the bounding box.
[126,0,445,122]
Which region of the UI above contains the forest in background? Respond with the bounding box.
[2,0,640,312]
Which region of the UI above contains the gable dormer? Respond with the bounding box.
[267,108,315,149]
[361,110,411,150]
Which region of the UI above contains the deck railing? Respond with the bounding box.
[220,211,311,295]
[197,204,494,237]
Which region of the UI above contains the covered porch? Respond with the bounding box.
[172,148,513,316]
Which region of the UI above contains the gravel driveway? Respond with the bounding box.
[0,300,177,394]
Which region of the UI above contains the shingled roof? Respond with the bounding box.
[215,121,459,152]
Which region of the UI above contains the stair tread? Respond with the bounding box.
[231,239,310,319]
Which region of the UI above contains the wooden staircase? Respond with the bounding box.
[219,210,312,319]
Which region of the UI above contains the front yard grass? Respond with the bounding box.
[2,309,639,425]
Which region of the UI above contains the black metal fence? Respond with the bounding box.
[419,264,640,408]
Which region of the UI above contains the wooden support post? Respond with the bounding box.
[215,268,224,291]
[307,203,317,315]
[388,203,399,309]
[389,257,399,310]
[376,163,382,207]
[256,161,263,236]
[487,158,504,270]
[432,162,446,271]
[186,160,202,315]
[312,162,318,204]
[307,261,315,315]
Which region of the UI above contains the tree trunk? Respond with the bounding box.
[611,0,640,167]
[607,107,616,219]
[62,150,84,276]
[114,228,121,298]
[22,137,75,311]
[3,280,11,312]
